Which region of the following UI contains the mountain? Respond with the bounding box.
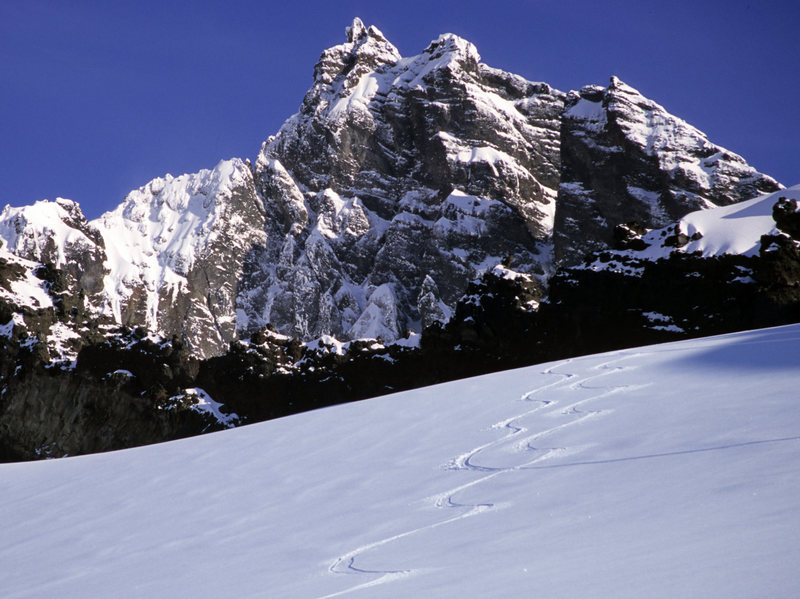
[0,19,780,358]
[2,324,799,598]
[0,19,794,461]
[0,159,263,359]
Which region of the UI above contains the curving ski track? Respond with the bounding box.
[319,353,647,598]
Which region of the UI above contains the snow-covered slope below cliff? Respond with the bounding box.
[582,185,800,274]
[644,184,800,259]
[2,324,799,598]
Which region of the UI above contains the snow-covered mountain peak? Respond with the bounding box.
[423,32,481,66]
[106,158,250,221]
[312,19,401,88]
[0,23,782,356]
[601,77,780,193]
[555,76,781,267]
[607,75,633,92]
[90,158,266,355]
[344,17,388,45]
[244,22,779,344]
[243,22,568,342]
[0,197,102,268]
[345,17,367,42]
[95,158,254,278]
[605,77,713,154]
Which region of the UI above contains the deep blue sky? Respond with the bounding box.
[2,0,798,219]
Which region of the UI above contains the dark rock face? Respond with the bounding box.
[241,21,564,342]
[0,364,216,461]
[773,196,800,239]
[0,256,226,461]
[555,78,781,267]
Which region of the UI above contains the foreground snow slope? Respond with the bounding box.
[2,325,800,598]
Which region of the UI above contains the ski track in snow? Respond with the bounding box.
[320,352,647,597]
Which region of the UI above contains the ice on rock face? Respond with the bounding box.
[347,284,401,340]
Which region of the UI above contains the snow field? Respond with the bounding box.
[1,325,799,598]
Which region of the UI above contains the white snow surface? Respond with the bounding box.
[563,95,606,126]
[588,185,800,272]
[671,184,800,257]
[92,158,253,326]
[0,198,96,268]
[0,247,53,311]
[2,324,799,598]
[181,387,238,428]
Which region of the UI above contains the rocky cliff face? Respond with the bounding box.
[3,17,790,462]
[0,18,783,360]
[240,20,564,342]
[0,243,223,460]
[0,366,219,461]
[93,158,266,357]
[556,78,780,267]
[2,183,799,461]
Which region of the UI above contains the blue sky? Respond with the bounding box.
[1,0,797,219]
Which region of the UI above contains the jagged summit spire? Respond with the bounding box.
[346,17,367,43]
[309,19,400,88]
[344,17,390,45]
